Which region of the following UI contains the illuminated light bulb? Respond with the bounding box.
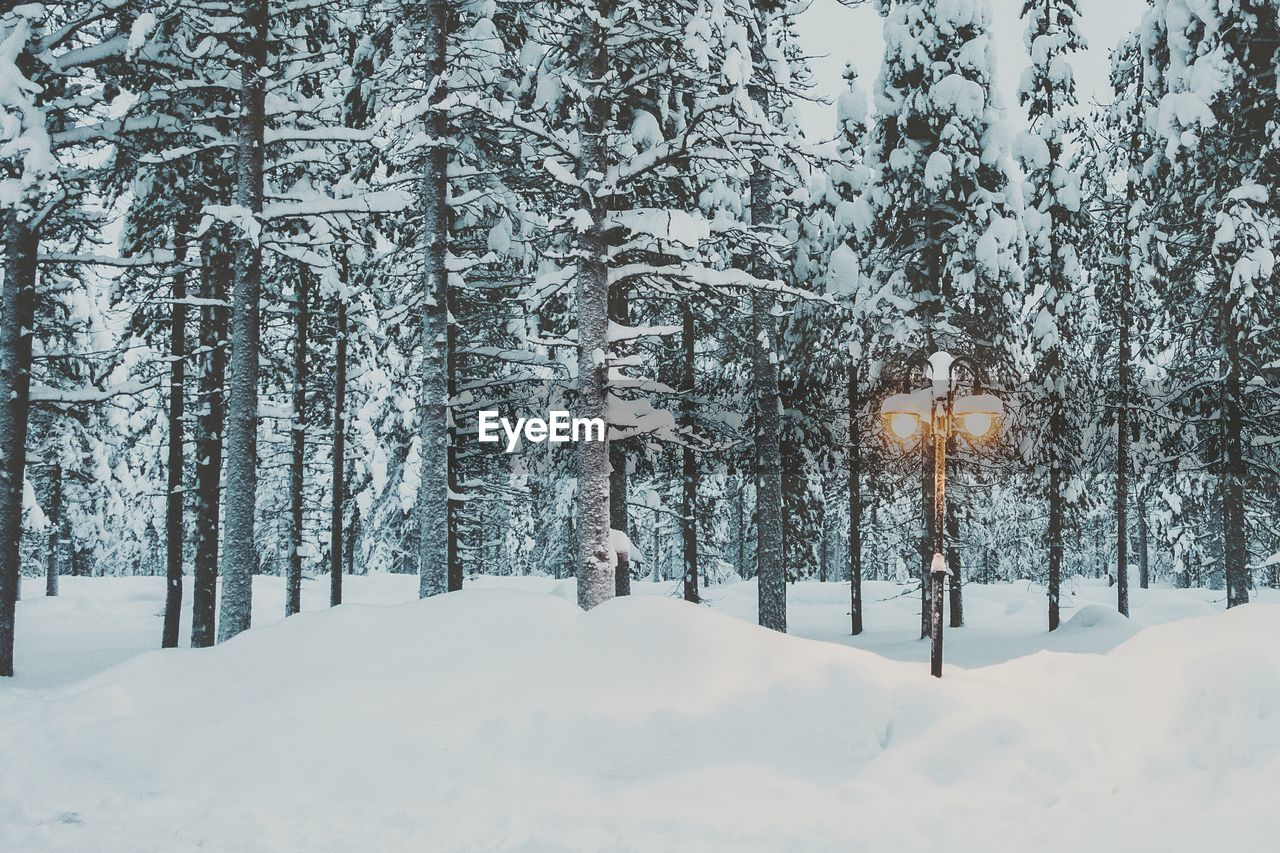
[889,412,920,439]
[962,411,994,439]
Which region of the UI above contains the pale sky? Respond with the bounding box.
[793,0,1152,141]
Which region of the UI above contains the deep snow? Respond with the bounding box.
[2,575,1277,851]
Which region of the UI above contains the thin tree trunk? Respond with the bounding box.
[191,235,228,648]
[947,489,963,628]
[0,213,37,677]
[609,442,630,596]
[681,300,699,603]
[344,495,357,576]
[217,0,268,642]
[609,281,630,597]
[286,267,308,617]
[920,436,932,639]
[46,463,61,597]
[572,2,616,611]
[331,292,347,605]
[1222,317,1249,608]
[415,0,450,599]
[749,30,785,633]
[162,233,190,647]
[848,360,863,635]
[446,280,461,591]
[1048,463,1063,630]
[1137,486,1150,590]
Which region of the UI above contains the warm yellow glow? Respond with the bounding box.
[961,411,994,438]
[889,412,920,439]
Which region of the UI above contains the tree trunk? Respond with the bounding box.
[748,33,785,633]
[1137,487,1150,590]
[681,300,699,603]
[415,0,450,599]
[345,496,358,576]
[46,463,61,597]
[609,441,630,596]
[162,233,190,647]
[0,213,37,677]
[920,435,932,639]
[286,267,308,617]
[331,291,347,605]
[848,359,863,635]
[1222,317,1249,608]
[446,280,462,591]
[609,281,630,597]
[1116,321,1130,617]
[572,3,616,611]
[947,491,963,628]
[217,0,268,642]
[1048,463,1063,630]
[191,234,228,648]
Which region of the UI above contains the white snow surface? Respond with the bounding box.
[2,574,1278,851]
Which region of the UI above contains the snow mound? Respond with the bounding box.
[2,593,1278,851]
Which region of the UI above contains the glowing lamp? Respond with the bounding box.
[881,391,930,441]
[953,393,1004,440]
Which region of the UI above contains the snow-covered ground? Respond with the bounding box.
[2,574,1277,851]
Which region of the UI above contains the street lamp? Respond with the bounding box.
[880,351,1003,678]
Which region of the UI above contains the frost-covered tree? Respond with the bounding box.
[1016,0,1089,628]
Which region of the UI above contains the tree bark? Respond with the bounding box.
[609,281,630,597]
[0,213,37,677]
[681,300,699,603]
[162,233,190,647]
[191,234,228,648]
[217,0,268,642]
[46,463,61,597]
[1048,463,1063,630]
[286,267,308,617]
[848,359,863,635]
[1137,486,1150,590]
[415,0,450,599]
[947,489,963,628]
[331,292,347,606]
[572,2,616,611]
[749,27,785,633]
[1222,316,1249,608]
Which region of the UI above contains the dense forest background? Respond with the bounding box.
[2,0,1278,674]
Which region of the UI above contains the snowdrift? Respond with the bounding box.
[2,591,1277,852]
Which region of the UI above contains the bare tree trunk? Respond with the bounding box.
[217,0,268,642]
[415,0,450,599]
[191,235,228,648]
[286,268,308,617]
[1048,463,1063,630]
[162,234,190,647]
[331,292,347,605]
[572,2,616,611]
[1137,486,1150,590]
[920,437,932,639]
[1116,310,1130,617]
[1222,315,1249,608]
[610,441,630,596]
[748,28,785,633]
[947,491,963,628]
[848,360,863,635]
[46,463,61,597]
[0,213,37,676]
[609,281,630,597]
[446,283,462,591]
[681,300,699,602]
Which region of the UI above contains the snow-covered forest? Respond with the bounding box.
[3,0,1280,847]
[3,0,1276,657]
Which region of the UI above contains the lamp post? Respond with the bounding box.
[881,352,1003,678]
